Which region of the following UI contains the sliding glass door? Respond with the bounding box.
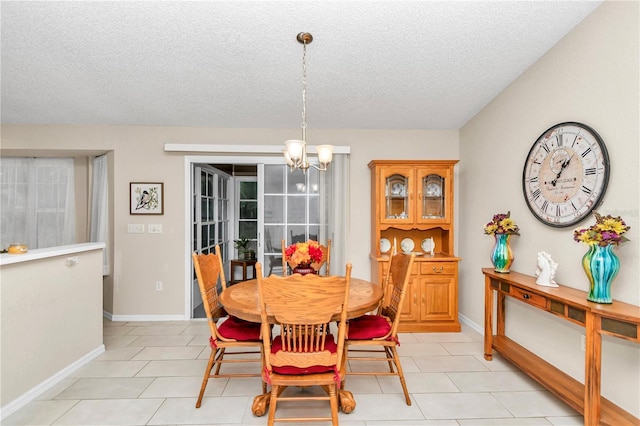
[262,164,329,276]
[192,165,230,318]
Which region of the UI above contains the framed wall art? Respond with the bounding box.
[130,182,164,215]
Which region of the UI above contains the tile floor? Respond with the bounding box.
[4,319,584,425]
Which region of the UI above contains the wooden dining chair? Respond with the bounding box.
[281,239,332,276]
[255,261,351,426]
[192,245,265,408]
[344,252,416,405]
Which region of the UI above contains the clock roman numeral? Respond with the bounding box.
[541,200,549,212]
[585,168,596,175]
[581,186,592,195]
[541,144,550,154]
[556,134,563,147]
[571,201,578,211]
[556,205,561,217]
[532,189,541,200]
[581,147,592,158]
[529,176,539,183]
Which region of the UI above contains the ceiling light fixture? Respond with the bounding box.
[283,32,333,173]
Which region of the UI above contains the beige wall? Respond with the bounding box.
[1,247,104,408]
[459,1,639,417]
[0,126,459,317]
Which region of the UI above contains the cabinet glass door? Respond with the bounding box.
[382,168,413,223]
[417,167,451,223]
[421,173,445,219]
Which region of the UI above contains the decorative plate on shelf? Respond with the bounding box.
[380,238,391,254]
[391,182,405,196]
[400,238,414,253]
[421,237,435,254]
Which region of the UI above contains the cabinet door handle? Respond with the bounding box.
[422,295,425,304]
[413,295,417,304]
[432,266,444,273]
[522,293,531,299]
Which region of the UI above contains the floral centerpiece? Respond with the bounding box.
[574,212,630,304]
[484,211,519,273]
[483,211,520,236]
[285,240,323,269]
[573,212,630,246]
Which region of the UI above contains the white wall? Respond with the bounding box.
[459,1,639,417]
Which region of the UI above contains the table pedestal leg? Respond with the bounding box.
[251,393,270,416]
[253,386,356,416]
[339,389,356,413]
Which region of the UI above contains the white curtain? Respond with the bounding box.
[0,157,75,249]
[90,154,110,275]
[326,153,350,273]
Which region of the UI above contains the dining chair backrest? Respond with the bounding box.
[380,252,415,336]
[376,253,394,313]
[257,262,351,373]
[192,246,227,331]
[281,239,332,276]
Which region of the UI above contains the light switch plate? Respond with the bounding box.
[127,224,145,233]
[148,224,162,234]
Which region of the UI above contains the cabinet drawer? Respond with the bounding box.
[382,262,420,276]
[511,287,547,309]
[420,262,456,275]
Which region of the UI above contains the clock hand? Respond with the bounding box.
[551,155,573,186]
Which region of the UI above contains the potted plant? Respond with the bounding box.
[234,237,254,259]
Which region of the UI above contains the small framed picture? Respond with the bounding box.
[130,182,164,215]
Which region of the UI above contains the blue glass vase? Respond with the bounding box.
[490,234,514,273]
[582,244,620,304]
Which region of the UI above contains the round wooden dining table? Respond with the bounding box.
[219,276,383,416]
[220,277,384,323]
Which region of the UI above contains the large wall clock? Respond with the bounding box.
[522,122,610,228]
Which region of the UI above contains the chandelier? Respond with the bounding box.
[283,32,334,172]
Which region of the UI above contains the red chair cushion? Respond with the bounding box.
[348,315,391,340]
[270,334,337,375]
[217,316,261,341]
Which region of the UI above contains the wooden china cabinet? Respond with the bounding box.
[369,160,460,332]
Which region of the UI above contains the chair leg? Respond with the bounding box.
[259,348,267,393]
[390,345,411,406]
[196,349,216,408]
[267,385,279,426]
[384,346,395,372]
[213,347,225,376]
[329,384,339,426]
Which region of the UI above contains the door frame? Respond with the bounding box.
[183,154,284,319]
[178,145,351,319]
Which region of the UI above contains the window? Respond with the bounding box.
[0,158,75,249]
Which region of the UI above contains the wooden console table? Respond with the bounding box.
[483,268,639,426]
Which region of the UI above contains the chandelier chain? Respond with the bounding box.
[301,41,307,136]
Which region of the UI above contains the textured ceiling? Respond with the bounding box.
[1,1,602,130]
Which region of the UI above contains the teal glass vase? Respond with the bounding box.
[490,234,514,273]
[582,244,620,304]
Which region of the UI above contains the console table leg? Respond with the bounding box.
[584,313,602,426]
[484,277,493,360]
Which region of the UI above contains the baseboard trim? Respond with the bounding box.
[458,313,484,335]
[107,313,188,322]
[0,345,105,421]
